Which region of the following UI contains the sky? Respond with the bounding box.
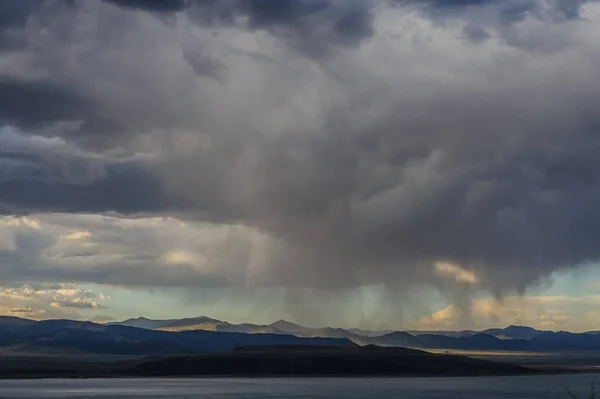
[2,0,600,332]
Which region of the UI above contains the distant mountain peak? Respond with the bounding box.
[269,320,315,336]
[482,325,544,340]
[250,325,286,335]
[110,317,180,330]
[272,319,295,325]
[505,325,537,331]
[271,319,302,328]
[381,331,415,338]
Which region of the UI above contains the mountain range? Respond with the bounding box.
[2,314,600,357]
[110,316,600,352]
[0,316,350,356]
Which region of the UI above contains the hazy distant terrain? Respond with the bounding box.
[0,316,351,357]
[110,316,600,353]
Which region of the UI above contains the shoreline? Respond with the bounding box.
[2,346,598,380]
[0,368,596,380]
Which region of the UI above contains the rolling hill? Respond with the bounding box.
[249,325,287,334]
[113,316,263,334]
[156,317,260,333]
[108,317,179,330]
[108,317,600,353]
[0,317,353,356]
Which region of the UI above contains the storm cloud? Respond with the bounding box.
[103,0,375,58]
[0,76,94,129]
[1,0,600,303]
[0,127,169,214]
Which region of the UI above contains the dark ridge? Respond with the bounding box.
[116,345,533,377]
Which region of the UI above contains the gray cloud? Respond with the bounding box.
[0,1,40,27]
[0,0,40,48]
[394,0,588,21]
[0,127,170,215]
[103,0,375,58]
[0,76,94,130]
[0,1,76,50]
[0,164,168,215]
[392,0,592,49]
[53,299,106,309]
[101,0,190,12]
[0,0,600,303]
[10,307,33,314]
[462,23,491,42]
[149,1,600,295]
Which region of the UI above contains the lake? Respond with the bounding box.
[0,374,597,398]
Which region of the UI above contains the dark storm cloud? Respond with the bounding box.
[0,127,172,215]
[101,0,190,12]
[0,0,40,28]
[394,0,588,20]
[0,76,93,128]
[389,0,593,49]
[0,0,41,49]
[462,24,491,42]
[181,45,226,79]
[2,0,600,298]
[0,162,170,215]
[104,0,375,57]
[234,0,374,57]
[0,0,77,49]
[157,24,600,293]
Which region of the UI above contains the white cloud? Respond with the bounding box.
[0,283,109,320]
[0,216,43,253]
[63,231,92,241]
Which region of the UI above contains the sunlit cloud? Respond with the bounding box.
[0,283,109,320]
[434,262,479,284]
[3,217,42,230]
[63,231,92,240]
[418,295,600,332]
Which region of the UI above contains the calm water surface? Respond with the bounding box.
[0,374,597,398]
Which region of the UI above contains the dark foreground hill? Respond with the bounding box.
[0,345,534,379]
[109,345,535,377]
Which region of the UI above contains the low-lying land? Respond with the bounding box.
[117,345,535,377]
[0,345,533,379]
